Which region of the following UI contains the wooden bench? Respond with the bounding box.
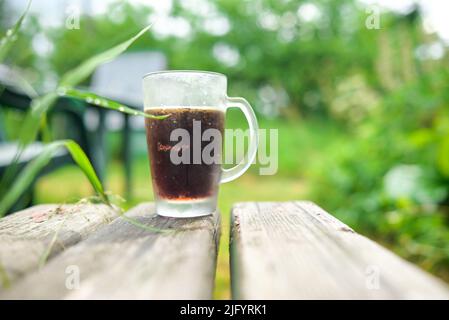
[0,203,220,299]
[230,202,449,299]
[0,201,448,299]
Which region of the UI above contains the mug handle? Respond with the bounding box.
[221,96,259,183]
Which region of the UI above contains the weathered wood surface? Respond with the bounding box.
[0,203,118,289]
[1,203,220,299]
[230,201,449,300]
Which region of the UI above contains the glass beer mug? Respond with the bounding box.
[143,70,258,217]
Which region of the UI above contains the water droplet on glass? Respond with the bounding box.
[57,87,67,96]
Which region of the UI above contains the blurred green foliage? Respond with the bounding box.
[1,0,449,286]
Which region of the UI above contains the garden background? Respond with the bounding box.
[1,0,448,299]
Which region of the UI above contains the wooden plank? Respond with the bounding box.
[0,203,118,289]
[230,201,449,299]
[1,202,220,299]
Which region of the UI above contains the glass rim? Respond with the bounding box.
[142,69,226,80]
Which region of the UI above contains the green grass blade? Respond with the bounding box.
[40,113,53,143]
[62,140,107,203]
[16,24,153,147]
[119,215,172,234]
[18,92,58,146]
[0,92,57,195]
[0,0,31,62]
[1,23,153,207]
[0,142,59,216]
[0,140,108,217]
[60,88,169,119]
[59,24,153,87]
[38,215,67,268]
